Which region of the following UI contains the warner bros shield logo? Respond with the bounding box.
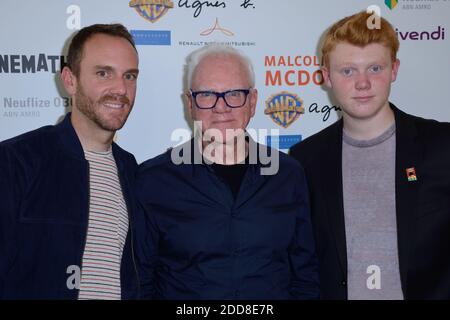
[129,0,174,23]
[264,92,305,128]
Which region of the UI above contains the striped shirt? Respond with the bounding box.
[78,150,129,300]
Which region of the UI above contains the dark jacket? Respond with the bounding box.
[289,104,450,299]
[135,139,319,300]
[0,113,140,299]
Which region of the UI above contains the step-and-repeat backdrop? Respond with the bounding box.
[1,0,449,163]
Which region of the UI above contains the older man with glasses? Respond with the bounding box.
[134,44,319,300]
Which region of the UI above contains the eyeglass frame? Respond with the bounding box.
[189,88,252,109]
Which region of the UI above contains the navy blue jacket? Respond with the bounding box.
[0,114,139,299]
[290,104,450,299]
[135,139,319,300]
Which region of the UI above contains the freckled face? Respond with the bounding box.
[322,42,399,122]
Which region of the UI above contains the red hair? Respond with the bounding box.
[321,11,399,67]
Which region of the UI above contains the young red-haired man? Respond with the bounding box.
[290,11,450,300]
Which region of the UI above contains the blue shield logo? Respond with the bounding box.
[129,0,174,23]
[264,92,305,128]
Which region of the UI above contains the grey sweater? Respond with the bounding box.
[342,123,403,300]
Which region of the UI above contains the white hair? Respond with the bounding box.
[185,44,255,89]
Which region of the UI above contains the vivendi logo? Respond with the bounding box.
[396,26,445,41]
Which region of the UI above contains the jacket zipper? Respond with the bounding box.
[118,170,141,299]
[129,204,141,299]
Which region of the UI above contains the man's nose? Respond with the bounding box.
[213,96,230,113]
[110,77,127,96]
[355,73,371,90]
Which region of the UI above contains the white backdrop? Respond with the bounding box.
[1,0,449,163]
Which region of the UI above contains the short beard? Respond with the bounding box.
[74,85,131,132]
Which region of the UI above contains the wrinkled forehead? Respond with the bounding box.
[192,54,251,89]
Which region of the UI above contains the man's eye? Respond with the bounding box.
[97,70,108,78]
[341,68,353,76]
[199,92,213,98]
[369,65,382,73]
[124,73,137,81]
[228,91,242,97]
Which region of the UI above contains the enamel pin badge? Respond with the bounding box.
[406,167,417,182]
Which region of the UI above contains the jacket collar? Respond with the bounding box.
[174,135,272,208]
[391,102,422,295]
[318,118,347,277]
[56,112,86,161]
[56,112,125,169]
[184,134,271,172]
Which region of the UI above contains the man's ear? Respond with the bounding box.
[321,66,333,89]
[185,92,194,119]
[391,59,400,83]
[249,88,258,118]
[61,66,77,96]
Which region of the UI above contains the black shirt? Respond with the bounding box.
[211,160,249,199]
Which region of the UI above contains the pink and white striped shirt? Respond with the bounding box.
[78,150,129,300]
